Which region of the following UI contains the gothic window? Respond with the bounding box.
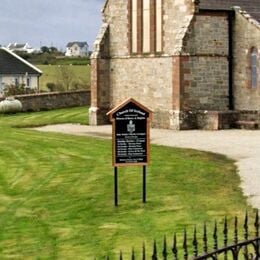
[130,0,162,54]
[251,47,258,88]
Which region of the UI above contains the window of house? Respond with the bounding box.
[251,47,258,88]
[14,78,19,86]
[26,77,31,87]
[130,0,163,54]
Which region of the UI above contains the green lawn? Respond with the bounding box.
[0,107,253,259]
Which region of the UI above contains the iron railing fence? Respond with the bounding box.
[102,210,259,259]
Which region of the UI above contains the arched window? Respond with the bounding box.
[251,47,258,88]
[130,0,162,54]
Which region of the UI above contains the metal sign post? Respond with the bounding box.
[143,165,146,203]
[114,167,118,206]
[107,98,152,206]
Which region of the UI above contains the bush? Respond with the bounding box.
[46,82,56,92]
[4,84,37,96]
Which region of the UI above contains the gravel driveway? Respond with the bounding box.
[33,124,260,209]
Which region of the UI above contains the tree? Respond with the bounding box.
[49,46,58,53]
[56,66,75,91]
[40,46,50,53]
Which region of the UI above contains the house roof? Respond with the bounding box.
[8,43,26,49]
[0,47,42,75]
[66,41,88,48]
[199,0,260,22]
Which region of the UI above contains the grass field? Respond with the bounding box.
[0,107,253,259]
[37,65,90,91]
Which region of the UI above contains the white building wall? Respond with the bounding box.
[65,44,89,57]
[0,75,39,89]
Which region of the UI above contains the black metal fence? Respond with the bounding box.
[104,210,259,259]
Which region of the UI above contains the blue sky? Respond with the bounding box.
[0,0,104,50]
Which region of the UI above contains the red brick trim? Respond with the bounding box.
[172,56,181,110]
[150,0,156,53]
[129,0,164,55]
[91,59,99,107]
[128,0,132,54]
[137,0,143,54]
[172,55,190,110]
[161,0,165,53]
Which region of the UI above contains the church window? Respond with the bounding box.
[130,0,163,54]
[251,47,258,88]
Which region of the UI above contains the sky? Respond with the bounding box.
[0,0,104,51]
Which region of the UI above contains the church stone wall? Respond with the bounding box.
[90,0,197,129]
[181,13,230,111]
[233,10,260,111]
[110,57,173,128]
[102,0,129,57]
[163,0,195,54]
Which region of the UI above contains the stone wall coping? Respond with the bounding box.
[101,0,109,13]
[14,90,90,98]
[184,110,240,115]
[233,7,260,29]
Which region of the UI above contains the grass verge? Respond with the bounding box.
[0,107,253,259]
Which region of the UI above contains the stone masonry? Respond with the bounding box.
[10,90,90,112]
[233,9,260,112]
[90,0,260,130]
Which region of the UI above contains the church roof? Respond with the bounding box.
[199,0,260,22]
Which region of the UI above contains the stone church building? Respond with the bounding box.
[90,0,260,130]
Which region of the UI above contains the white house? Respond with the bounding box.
[0,47,42,96]
[7,43,39,54]
[65,42,89,57]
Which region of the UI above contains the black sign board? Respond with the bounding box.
[107,98,152,167]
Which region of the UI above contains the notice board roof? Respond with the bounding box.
[106,98,153,121]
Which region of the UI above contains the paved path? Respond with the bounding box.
[33,124,260,209]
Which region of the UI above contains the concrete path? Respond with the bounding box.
[33,124,260,209]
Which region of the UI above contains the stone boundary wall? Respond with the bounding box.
[0,90,90,112]
[238,110,260,123]
[179,110,244,130]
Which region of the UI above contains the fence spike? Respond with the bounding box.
[142,242,146,260]
[223,217,228,260]
[162,235,167,259]
[183,229,188,260]
[131,247,135,260]
[234,216,238,245]
[119,250,123,260]
[254,209,259,238]
[152,240,158,260]
[172,233,178,260]
[255,209,260,260]
[244,211,249,240]
[193,225,198,257]
[213,220,218,251]
[223,217,228,246]
[203,222,208,253]
[243,211,249,259]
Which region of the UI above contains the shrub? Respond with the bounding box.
[4,84,37,96]
[46,82,56,92]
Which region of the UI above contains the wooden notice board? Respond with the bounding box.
[107,98,152,167]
